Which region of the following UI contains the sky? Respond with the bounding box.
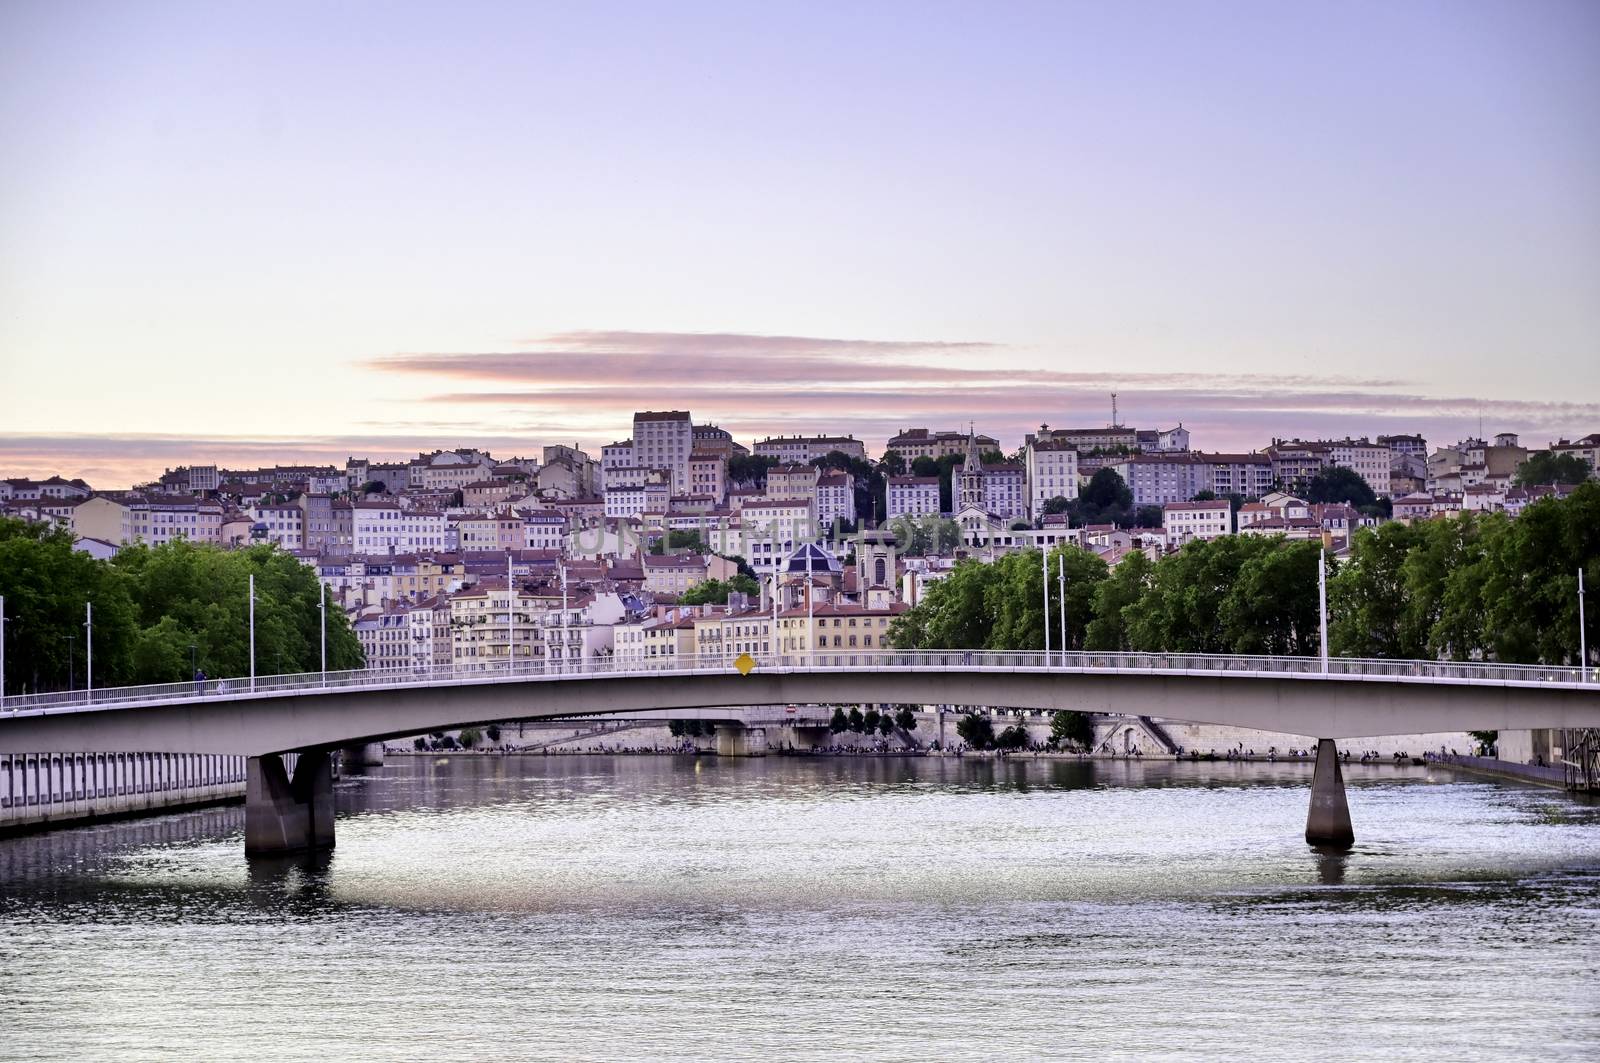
[1,0,1597,486]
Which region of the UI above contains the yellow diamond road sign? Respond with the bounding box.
[734,653,756,676]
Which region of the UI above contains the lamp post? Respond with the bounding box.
[85,601,92,697]
[1581,567,1588,682]
[248,573,256,692]
[1058,551,1067,666]
[319,583,327,686]
[806,546,815,665]
[1318,548,1329,674]
[1042,547,1051,666]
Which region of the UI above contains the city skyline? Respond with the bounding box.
[3,1,1598,483]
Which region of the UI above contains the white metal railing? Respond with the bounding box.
[0,650,1595,720]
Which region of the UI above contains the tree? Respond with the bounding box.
[669,719,687,737]
[894,705,918,731]
[728,453,779,488]
[848,707,865,732]
[1081,468,1133,512]
[1050,710,1094,750]
[862,708,881,733]
[829,707,849,733]
[1043,496,1073,515]
[1305,467,1377,509]
[361,480,386,495]
[885,515,962,557]
[1085,550,1153,651]
[486,724,501,743]
[1515,452,1591,487]
[996,724,1029,750]
[876,712,895,737]
[679,575,760,605]
[955,712,994,748]
[458,727,482,750]
[1468,730,1497,755]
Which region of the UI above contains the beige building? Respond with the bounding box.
[885,428,998,463]
[776,602,907,654]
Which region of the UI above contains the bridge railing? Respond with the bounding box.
[1,650,1593,718]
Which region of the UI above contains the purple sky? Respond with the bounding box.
[2,1,1597,485]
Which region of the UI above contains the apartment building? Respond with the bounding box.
[1024,440,1079,518]
[752,434,866,464]
[351,500,446,553]
[885,428,998,463]
[816,470,856,528]
[1194,453,1274,499]
[249,503,304,550]
[886,477,941,520]
[634,410,694,494]
[1162,500,1232,542]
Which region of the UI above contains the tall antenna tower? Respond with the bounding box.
[1111,392,1119,428]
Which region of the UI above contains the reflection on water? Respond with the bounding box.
[2,755,1598,1062]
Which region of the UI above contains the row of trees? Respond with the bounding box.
[951,709,1093,751]
[829,705,918,736]
[0,518,363,695]
[889,484,1599,667]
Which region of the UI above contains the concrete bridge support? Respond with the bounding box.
[1305,738,1354,849]
[245,751,335,856]
[715,724,768,757]
[340,742,384,769]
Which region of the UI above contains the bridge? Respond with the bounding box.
[2,651,1596,856]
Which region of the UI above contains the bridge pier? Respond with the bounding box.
[715,724,768,757]
[340,742,384,770]
[245,751,335,856]
[1305,738,1354,849]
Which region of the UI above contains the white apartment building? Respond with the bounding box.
[351,501,446,553]
[249,503,304,550]
[354,608,410,672]
[131,496,225,546]
[407,596,453,671]
[1326,438,1392,494]
[1162,500,1232,543]
[816,470,855,528]
[736,499,816,574]
[886,476,941,520]
[633,411,694,494]
[604,481,671,519]
[524,512,568,552]
[1024,441,1079,518]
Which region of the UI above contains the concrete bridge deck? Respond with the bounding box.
[3,651,1595,856]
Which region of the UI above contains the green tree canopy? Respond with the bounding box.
[1515,451,1591,487]
[1304,466,1377,508]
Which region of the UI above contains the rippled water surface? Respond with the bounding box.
[3,755,1599,1062]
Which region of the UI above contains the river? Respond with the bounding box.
[2,754,1598,1061]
